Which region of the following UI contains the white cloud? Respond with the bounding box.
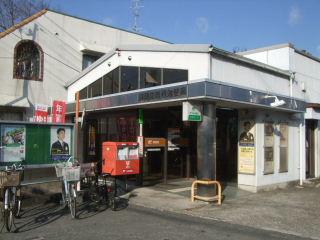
[288,6,301,26]
[196,17,209,34]
[102,17,114,26]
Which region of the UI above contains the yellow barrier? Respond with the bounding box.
[191,180,222,205]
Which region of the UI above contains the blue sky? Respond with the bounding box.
[50,0,320,57]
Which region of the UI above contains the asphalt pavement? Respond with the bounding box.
[0,202,314,240]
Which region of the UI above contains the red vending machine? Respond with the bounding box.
[102,142,140,176]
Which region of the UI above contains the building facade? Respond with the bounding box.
[240,43,320,180]
[66,44,306,192]
[0,9,167,121]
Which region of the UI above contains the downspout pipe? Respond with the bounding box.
[299,118,304,186]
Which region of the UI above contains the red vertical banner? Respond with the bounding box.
[52,100,66,123]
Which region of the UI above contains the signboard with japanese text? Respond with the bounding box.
[182,102,202,121]
[52,100,66,123]
[238,120,255,174]
[34,104,48,122]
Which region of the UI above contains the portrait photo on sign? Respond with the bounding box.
[239,120,255,145]
[0,125,25,162]
[50,126,71,160]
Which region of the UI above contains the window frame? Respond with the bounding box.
[13,40,44,81]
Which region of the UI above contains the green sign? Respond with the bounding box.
[138,109,144,124]
[0,122,73,166]
[183,102,202,122]
[188,114,202,121]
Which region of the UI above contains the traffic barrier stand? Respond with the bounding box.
[191,179,222,205]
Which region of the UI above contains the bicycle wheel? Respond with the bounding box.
[13,198,21,218]
[13,187,21,217]
[4,188,14,232]
[68,183,77,219]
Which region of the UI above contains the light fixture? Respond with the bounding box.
[264,95,286,107]
[128,56,132,61]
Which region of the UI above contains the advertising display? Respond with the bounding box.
[50,126,71,161]
[238,120,255,174]
[264,122,274,174]
[0,125,26,162]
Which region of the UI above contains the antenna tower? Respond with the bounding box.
[131,0,143,32]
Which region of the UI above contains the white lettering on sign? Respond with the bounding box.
[125,161,131,169]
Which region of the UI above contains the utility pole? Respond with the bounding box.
[131,0,143,33]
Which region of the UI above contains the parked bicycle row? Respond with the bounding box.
[0,157,123,233]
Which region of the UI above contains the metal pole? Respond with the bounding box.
[164,141,168,184]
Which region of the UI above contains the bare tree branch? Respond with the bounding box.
[0,0,49,32]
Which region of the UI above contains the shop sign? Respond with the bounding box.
[52,100,66,123]
[138,86,187,103]
[182,102,202,122]
[144,138,166,148]
[34,103,48,122]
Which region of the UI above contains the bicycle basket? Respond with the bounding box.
[0,171,22,187]
[55,163,66,178]
[62,166,81,182]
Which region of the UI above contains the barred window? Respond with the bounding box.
[14,40,43,81]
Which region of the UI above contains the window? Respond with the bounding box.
[103,67,119,95]
[264,122,274,174]
[14,40,43,81]
[140,67,161,88]
[82,54,101,70]
[120,66,138,92]
[79,87,88,100]
[163,69,188,85]
[88,78,102,98]
[279,123,289,172]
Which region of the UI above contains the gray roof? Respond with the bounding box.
[66,44,291,87]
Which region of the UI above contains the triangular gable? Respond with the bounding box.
[0,9,48,39]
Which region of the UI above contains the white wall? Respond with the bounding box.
[238,110,304,191]
[256,110,303,187]
[68,51,209,101]
[291,53,320,103]
[211,57,302,98]
[241,47,290,70]
[0,10,167,117]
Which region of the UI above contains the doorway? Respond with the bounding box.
[143,106,197,183]
[216,108,238,183]
[306,119,317,178]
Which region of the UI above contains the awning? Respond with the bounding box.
[0,94,30,108]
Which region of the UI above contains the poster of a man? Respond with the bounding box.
[51,127,71,160]
[239,121,255,144]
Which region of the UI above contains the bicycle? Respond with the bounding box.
[0,163,24,232]
[55,156,80,219]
